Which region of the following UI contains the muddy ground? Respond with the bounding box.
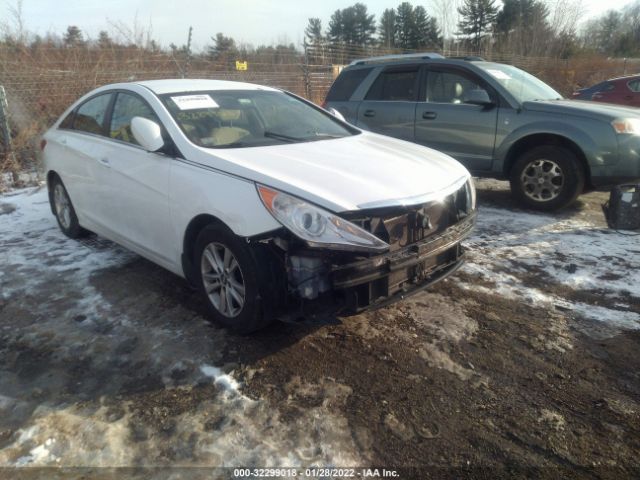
[1,181,639,479]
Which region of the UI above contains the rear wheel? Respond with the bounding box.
[49,176,88,238]
[510,146,585,211]
[194,224,275,333]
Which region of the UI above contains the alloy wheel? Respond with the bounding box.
[54,184,72,229]
[520,159,564,202]
[200,242,246,318]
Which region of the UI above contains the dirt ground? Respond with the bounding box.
[1,180,639,479]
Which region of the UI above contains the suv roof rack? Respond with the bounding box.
[448,56,486,61]
[350,52,445,66]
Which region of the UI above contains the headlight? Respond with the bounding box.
[257,185,389,253]
[611,118,640,135]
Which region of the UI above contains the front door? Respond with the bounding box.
[97,92,174,265]
[414,66,499,172]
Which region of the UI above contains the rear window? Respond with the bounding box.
[325,67,372,102]
[365,69,419,101]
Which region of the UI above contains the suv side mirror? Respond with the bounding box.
[463,89,493,106]
[131,116,165,152]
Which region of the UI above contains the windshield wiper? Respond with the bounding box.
[264,131,304,143]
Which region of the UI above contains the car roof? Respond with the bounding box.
[134,78,280,94]
[608,73,640,82]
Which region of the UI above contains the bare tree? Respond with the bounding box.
[1,0,27,45]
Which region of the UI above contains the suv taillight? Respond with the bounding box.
[40,139,47,151]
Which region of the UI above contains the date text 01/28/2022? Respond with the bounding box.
[233,468,400,478]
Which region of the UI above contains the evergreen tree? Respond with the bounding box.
[379,8,397,48]
[63,25,84,47]
[208,33,237,62]
[327,3,376,45]
[305,18,323,44]
[395,2,416,50]
[457,0,499,52]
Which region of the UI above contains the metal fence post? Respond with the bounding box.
[0,86,15,173]
[302,42,311,100]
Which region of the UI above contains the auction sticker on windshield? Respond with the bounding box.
[487,69,512,80]
[171,94,219,110]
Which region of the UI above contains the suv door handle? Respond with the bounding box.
[98,157,111,168]
[422,111,437,120]
[363,109,376,118]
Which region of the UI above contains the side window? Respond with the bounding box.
[73,94,112,135]
[59,112,75,129]
[110,93,159,145]
[628,80,640,93]
[326,67,373,101]
[365,69,419,101]
[427,70,487,104]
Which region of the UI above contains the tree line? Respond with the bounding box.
[2,0,640,60]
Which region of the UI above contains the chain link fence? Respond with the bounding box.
[0,41,638,185]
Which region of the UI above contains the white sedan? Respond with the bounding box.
[43,79,476,332]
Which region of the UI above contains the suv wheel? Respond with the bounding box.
[194,224,275,333]
[510,146,584,211]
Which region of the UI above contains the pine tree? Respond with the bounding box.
[457,0,499,52]
[305,18,324,44]
[379,8,397,48]
[395,2,416,50]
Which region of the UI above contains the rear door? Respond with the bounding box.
[324,67,373,123]
[414,66,498,172]
[355,65,420,142]
[53,92,113,226]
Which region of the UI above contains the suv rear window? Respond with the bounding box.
[365,69,419,101]
[325,68,372,102]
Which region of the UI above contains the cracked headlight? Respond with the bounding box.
[257,185,389,253]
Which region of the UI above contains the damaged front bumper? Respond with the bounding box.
[331,211,476,311]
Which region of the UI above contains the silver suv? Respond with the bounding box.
[324,53,640,211]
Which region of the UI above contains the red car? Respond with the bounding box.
[572,74,640,107]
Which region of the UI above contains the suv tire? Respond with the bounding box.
[510,146,584,211]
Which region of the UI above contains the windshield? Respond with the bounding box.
[161,90,356,148]
[478,63,562,103]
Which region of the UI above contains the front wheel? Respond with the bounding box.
[510,146,585,211]
[194,224,275,333]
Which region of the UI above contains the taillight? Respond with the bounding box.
[40,139,47,151]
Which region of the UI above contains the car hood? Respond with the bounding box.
[192,131,470,212]
[523,99,640,121]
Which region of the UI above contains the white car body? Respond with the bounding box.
[43,79,476,331]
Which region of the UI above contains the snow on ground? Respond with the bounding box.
[2,186,640,467]
[459,205,640,337]
[0,187,361,467]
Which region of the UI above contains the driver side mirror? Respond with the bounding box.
[131,116,165,152]
[463,89,493,106]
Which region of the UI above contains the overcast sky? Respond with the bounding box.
[1,0,636,51]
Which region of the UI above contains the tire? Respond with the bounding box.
[49,175,89,239]
[509,145,585,211]
[194,224,276,334]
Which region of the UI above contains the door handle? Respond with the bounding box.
[98,157,111,168]
[422,111,437,120]
[363,109,376,118]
